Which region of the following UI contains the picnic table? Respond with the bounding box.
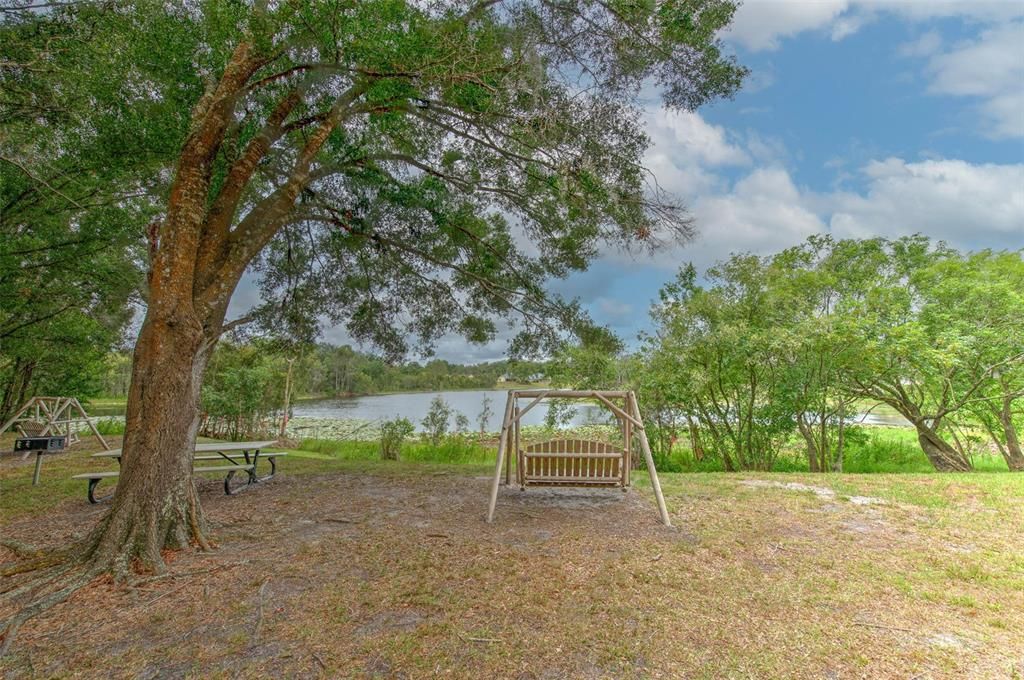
[73,440,286,503]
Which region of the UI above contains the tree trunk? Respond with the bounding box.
[0,358,35,424]
[915,425,973,472]
[797,415,821,472]
[832,416,845,473]
[686,416,704,461]
[999,397,1024,471]
[280,358,294,438]
[84,307,216,572]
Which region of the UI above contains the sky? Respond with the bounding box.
[230,0,1024,363]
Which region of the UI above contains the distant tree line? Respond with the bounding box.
[92,340,546,440]
[100,341,547,400]
[553,236,1023,473]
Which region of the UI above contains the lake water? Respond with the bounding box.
[293,389,607,430]
[293,389,909,431]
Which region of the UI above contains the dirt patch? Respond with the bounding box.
[740,479,886,505]
[1,467,1021,679]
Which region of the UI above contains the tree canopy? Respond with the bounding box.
[3,0,747,358]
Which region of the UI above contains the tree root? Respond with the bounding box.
[0,560,101,657]
[0,540,45,560]
[0,547,71,578]
[0,519,213,657]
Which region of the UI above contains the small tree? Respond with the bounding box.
[543,400,576,431]
[477,395,494,440]
[421,396,453,446]
[454,412,470,437]
[380,417,415,461]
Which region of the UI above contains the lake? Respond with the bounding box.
[293,389,909,430]
[293,389,606,430]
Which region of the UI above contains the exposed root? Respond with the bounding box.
[0,495,214,657]
[0,547,71,578]
[1,563,74,600]
[187,486,214,552]
[129,560,248,587]
[0,540,45,560]
[0,563,101,657]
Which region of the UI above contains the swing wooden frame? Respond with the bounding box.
[485,390,670,526]
[0,396,110,451]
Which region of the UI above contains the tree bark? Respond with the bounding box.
[915,425,973,472]
[999,396,1024,471]
[882,396,974,473]
[832,415,845,473]
[280,358,294,438]
[0,358,35,424]
[686,416,704,461]
[85,305,217,573]
[797,415,821,472]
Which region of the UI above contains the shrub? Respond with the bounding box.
[380,417,415,460]
[453,412,470,436]
[477,396,493,438]
[93,418,126,436]
[421,396,453,446]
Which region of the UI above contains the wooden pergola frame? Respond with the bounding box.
[486,389,671,526]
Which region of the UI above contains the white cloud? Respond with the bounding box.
[726,0,849,51]
[898,30,942,58]
[685,156,1024,266]
[684,167,827,266]
[642,109,750,199]
[647,109,751,167]
[724,4,1024,138]
[924,22,1024,138]
[595,297,634,322]
[824,157,1024,246]
[725,0,1024,52]
[627,109,1022,275]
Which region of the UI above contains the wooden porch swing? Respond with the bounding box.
[485,390,671,526]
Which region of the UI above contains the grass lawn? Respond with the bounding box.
[1,437,1022,678]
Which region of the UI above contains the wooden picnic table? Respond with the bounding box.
[76,440,286,503]
[93,440,282,479]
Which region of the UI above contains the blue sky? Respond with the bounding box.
[537,0,1024,363]
[230,1,1024,363]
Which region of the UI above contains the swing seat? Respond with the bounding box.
[518,439,627,487]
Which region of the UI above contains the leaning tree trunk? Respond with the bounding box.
[686,416,705,461]
[915,425,973,472]
[0,358,35,424]
[998,396,1024,471]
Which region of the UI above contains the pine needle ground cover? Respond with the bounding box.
[1,441,1022,679]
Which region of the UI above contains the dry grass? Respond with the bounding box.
[1,442,1022,679]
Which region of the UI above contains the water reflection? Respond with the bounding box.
[293,390,909,430]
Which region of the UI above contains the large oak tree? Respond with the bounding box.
[0,0,745,647]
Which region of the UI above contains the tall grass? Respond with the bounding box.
[297,437,492,465]
[654,427,1012,474]
[298,427,1013,474]
[93,418,126,436]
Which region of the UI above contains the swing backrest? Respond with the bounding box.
[17,421,47,437]
[519,439,625,486]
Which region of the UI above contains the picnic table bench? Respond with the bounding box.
[73,441,286,504]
